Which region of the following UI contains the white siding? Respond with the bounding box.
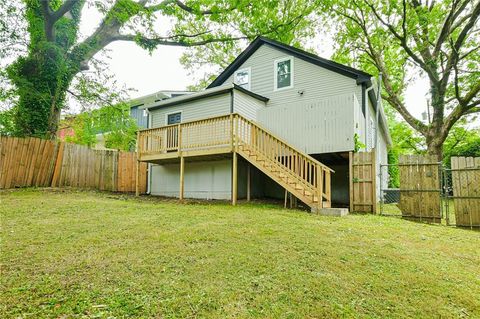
[150,93,230,127]
[150,160,232,200]
[258,94,355,154]
[233,90,265,120]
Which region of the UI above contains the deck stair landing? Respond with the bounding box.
[137,113,333,209]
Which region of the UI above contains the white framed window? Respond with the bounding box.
[274,56,294,91]
[234,67,251,90]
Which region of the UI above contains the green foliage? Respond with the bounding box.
[0,108,15,135]
[443,125,480,167]
[66,103,138,151]
[353,133,365,152]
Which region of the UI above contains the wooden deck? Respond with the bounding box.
[137,114,333,209]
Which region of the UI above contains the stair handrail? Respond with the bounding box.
[233,114,334,173]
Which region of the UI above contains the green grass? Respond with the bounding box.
[1,189,479,318]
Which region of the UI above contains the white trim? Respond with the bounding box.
[164,110,183,125]
[273,56,294,91]
[233,67,251,90]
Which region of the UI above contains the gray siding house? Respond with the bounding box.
[138,37,391,208]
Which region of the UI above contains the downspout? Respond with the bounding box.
[145,108,152,195]
[375,74,382,152]
[365,80,375,150]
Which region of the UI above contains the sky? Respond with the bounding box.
[80,3,432,122]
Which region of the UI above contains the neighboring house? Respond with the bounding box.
[137,37,391,209]
[130,90,193,128]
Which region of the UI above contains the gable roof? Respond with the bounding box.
[207,37,372,88]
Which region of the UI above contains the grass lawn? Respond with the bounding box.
[1,189,479,318]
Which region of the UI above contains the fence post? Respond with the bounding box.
[372,149,377,214]
[349,151,353,212]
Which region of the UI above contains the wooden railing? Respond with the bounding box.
[138,113,332,206]
[235,115,332,206]
[138,114,232,156]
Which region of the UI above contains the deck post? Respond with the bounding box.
[232,152,237,205]
[317,165,323,210]
[247,163,251,202]
[179,156,185,200]
[177,123,182,155]
[325,170,331,208]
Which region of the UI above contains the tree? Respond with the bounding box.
[324,0,480,159]
[179,0,320,90]
[1,0,312,139]
[65,103,138,151]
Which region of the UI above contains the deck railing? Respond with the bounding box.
[138,113,332,205]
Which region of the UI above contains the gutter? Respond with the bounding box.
[365,80,375,148]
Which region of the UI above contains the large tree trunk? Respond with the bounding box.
[8,47,74,139]
[425,128,445,161]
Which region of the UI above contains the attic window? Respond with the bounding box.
[234,68,251,90]
[274,56,293,90]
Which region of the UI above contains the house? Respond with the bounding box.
[137,37,391,210]
[129,90,193,128]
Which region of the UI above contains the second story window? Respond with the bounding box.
[274,57,293,90]
[234,68,251,90]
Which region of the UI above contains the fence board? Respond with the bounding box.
[0,136,146,193]
[451,156,480,228]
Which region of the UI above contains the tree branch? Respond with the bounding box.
[113,34,247,47]
[51,0,78,21]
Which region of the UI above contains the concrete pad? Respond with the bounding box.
[312,207,349,216]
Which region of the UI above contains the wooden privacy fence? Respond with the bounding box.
[0,136,147,193]
[449,157,480,228]
[398,155,442,222]
[349,151,376,213]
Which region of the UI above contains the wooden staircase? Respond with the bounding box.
[234,115,333,210]
[137,113,333,209]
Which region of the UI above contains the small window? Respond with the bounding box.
[274,57,293,90]
[167,112,181,125]
[234,68,251,90]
